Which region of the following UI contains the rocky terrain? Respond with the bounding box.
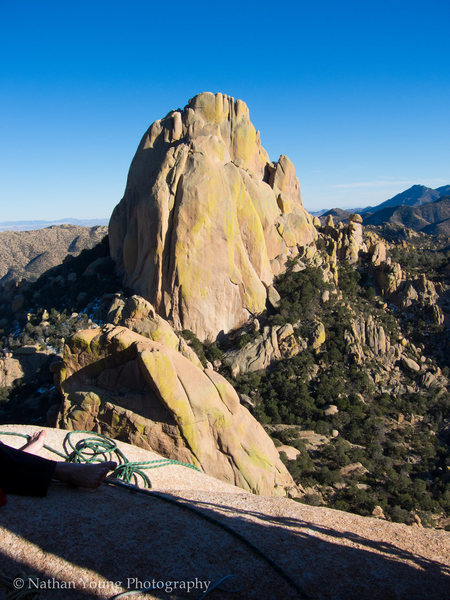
[320,185,450,234]
[109,92,316,341]
[0,224,107,297]
[0,93,448,531]
[1,425,448,600]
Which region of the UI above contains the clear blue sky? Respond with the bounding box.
[1,0,449,221]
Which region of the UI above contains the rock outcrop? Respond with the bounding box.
[56,324,294,496]
[109,92,317,340]
[345,315,391,362]
[0,349,54,388]
[222,323,304,377]
[2,425,449,600]
[317,212,366,266]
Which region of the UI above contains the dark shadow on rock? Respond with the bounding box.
[0,484,448,600]
[0,551,99,599]
[59,347,179,429]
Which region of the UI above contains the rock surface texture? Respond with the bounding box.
[109,92,317,341]
[0,426,449,600]
[56,324,294,496]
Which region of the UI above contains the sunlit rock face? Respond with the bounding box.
[56,324,295,496]
[109,92,316,340]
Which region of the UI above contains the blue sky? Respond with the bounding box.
[1,0,449,220]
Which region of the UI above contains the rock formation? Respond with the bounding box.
[222,323,304,377]
[317,212,365,266]
[2,425,449,600]
[109,92,317,340]
[344,315,392,363]
[56,322,295,496]
[0,348,53,388]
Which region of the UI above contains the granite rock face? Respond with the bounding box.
[109,92,316,340]
[56,324,295,496]
[222,323,304,377]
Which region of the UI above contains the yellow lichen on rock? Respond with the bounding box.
[109,92,317,341]
[57,325,295,496]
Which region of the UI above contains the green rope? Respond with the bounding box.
[106,480,311,600]
[0,430,201,489]
[0,430,310,599]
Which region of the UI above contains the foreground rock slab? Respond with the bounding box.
[0,426,448,600]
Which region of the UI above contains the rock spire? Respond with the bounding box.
[109,92,316,340]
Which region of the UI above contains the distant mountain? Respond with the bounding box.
[436,184,450,196]
[309,209,329,217]
[360,185,442,215]
[320,207,353,223]
[314,184,450,232]
[0,218,109,232]
[0,224,108,290]
[363,197,450,234]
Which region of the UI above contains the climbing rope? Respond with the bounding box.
[106,480,310,600]
[0,430,200,489]
[0,430,311,600]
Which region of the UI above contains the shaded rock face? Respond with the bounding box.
[56,324,294,496]
[109,92,317,341]
[0,350,53,388]
[222,323,304,377]
[345,315,391,362]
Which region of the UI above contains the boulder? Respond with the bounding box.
[340,462,369,477]
[401,282,419,308]
[106,294,202,367]
[109,92,317,341]
[372,505,386,519]
[369,240,387,266]
[310,320,326,350]
[0,356,24,387]
[375,261,403,296]
[222,323,304,376]
[278,445,301,460]
[267,285,281,309]
[401,357,421,373]
[56,325,294,496]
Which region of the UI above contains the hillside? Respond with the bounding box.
[362,184,443,214]
[0,93,448,533]
[362,197,450,233]
[0,218,109,232]
[0,225,107,295]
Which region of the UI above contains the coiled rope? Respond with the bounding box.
[0,430,310,600]
[0,430,201,488]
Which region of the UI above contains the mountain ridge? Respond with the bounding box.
[0,218,109,232]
